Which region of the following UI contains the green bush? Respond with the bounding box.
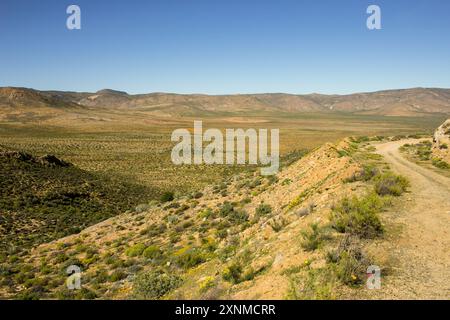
[222,262,243,284]
[175,248,205,269]
[125,243,146,257]
[301,223,326,251]
[219,202,234,217]
[109,269,127,282]
[374,172,409,196]
[142,245,162,260]
[334,248,369,286]
[331,193,385,238]
[219,202,249,224]
[133,270,182,299]
[160,191,174,202]
[344,164,378,183]
[255,203,272,216]
[432,158,450,169]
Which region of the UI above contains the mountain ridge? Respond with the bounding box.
[1,86,450,117]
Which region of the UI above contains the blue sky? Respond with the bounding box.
[0,0,449,94]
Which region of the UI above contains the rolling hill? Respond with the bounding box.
[1,87,450,121]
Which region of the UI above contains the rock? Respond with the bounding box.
[432,119,450,163]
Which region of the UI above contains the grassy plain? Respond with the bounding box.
[0,112,445,199]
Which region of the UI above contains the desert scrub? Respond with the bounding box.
[327,239,371,286]
[374,172,409,196]
[160,191,174,202]
[432,158,450,169]
[173,247,205,269]
[268,216,288,232]
[142,245,162,260]
[109,269,127,282]
[198,276,216,293]
[218,202,249,224]
[300,223,328,251]
[255,203,272,216]
[198,208,214,219]
[331,192,386,238]
[344,164,378,183]
[286,267,335,300]
[133,270,182,299]
[125,243,146,257]
[221,261,243,284]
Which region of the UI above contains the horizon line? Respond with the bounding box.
[2,85,450,97]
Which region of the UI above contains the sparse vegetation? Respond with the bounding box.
[432,158,450,169]
[301,223,328,251]
[331,192,386,238]
[133,270,182,299]
[255,203,272,216]
[374,172,409,196]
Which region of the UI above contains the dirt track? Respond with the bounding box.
[373,139,450,299]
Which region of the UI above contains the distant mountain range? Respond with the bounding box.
[1,86,450,119]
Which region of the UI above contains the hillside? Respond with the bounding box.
[1,87,450,120]
[0,148,151,255]
[0,137,410,300]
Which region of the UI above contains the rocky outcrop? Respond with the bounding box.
[432,119,450,163]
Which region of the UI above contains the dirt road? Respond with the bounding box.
[372,139,450,299]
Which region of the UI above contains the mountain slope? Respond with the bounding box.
[0,149,151,255]
[0,139,367,299]
[1,87,450,119]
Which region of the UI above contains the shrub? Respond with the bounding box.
[198,276,216,293]
[133,270,182,299]
[142,246,162,260]
[301,223,327,251]
[219,202,249,224]
[331,193,385,238]
[334,247,370,286]
[219,202,234,217]
[222,262,243,284]
[125,243,146,257]
[345,164,378,183]
[255,203,272,216]
[268,217,287,232]
[228,209,249,224]
[160,191,174,202]
[432,158,450,169]
[287,267,336,300]
[198,208,213,219]
[175,247,205,269]
[374,172,409,196]
[146,223,167,237]
[109,270,127,282]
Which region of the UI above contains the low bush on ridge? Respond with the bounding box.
[331,192,386,238]
[374,172,409,196]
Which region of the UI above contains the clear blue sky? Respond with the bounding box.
[0,0,449,94]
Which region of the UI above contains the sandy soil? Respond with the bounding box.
[371,139,450,299]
